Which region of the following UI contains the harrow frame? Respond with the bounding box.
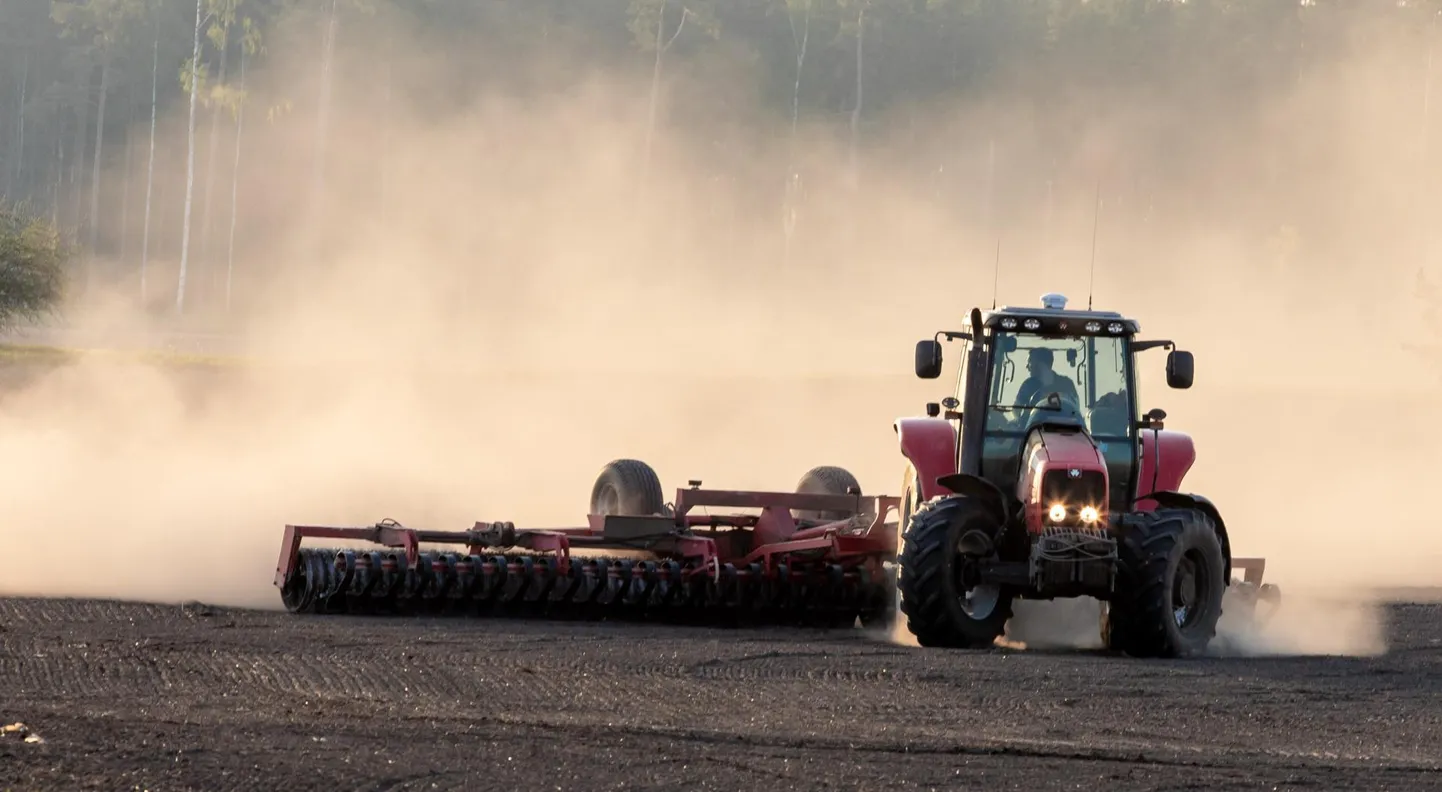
[274,486,903,627]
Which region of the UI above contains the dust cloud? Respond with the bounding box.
[1210,587,1388,658]
[0,6,1438,655]
[989,591,1388,659]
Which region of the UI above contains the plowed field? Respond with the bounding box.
[1,596,1438,791]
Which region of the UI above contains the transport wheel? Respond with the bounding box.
[590,459,666,516]
[793,465,862,523]
[1111,507,1226,658]
[896,494,1013,648]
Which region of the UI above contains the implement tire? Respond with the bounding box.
[1111,507,1226,658]
[590,459,666,516]
[794,465,862,522]
[897,494,1012,648]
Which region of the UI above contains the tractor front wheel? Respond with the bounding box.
[1111,508,1227,658]
[897,494,1013,648]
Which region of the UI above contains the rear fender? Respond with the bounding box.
[1139,491,1233,584]
[1136,429,1196,508]
[894,417,958,501]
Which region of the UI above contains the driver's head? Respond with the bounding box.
[1026,347,1056,382]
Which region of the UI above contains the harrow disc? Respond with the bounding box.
[281,547,895,628]
[1224,579,1282,627]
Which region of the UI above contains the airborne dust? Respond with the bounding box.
[0,8,1432,660]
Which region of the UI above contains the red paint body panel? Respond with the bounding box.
[894,417,959,500]
[1134,429,1196,510]
[275,489,905,587]
[1018,429,1109,534]
[1033,430,1108,471]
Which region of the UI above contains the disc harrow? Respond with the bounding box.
[274,465,902,629]
[1225,555,1283,626]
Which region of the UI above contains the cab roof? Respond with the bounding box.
[980,292,1142,335]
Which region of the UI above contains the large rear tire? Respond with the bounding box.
[1110,507,1226,658]
[793,465,862,522]
[898,462,921,540]
[897,495,1013,648]
[590,459,666,516]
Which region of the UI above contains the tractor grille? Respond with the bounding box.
[1029,529,1118,596]
[1041,468,1106,527]
[1031,467,1112,596]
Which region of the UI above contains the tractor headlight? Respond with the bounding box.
[1048,504,1067,522]
[1079,506,1100,523]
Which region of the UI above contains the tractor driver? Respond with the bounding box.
[1014,347,1080,412]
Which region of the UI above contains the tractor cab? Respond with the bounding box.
[914,292,1194,515]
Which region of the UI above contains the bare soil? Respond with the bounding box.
[1,596,1438,791]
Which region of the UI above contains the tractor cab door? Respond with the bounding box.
[948,337,971,471]
[1084,336,1138,512]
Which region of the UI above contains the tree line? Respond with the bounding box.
[1,0,1440,325]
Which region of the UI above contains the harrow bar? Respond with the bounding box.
[275,488,902,627]
[1225,555,1282,624]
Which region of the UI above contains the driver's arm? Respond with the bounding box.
[1014,378,1039,407]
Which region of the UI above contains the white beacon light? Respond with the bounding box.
[1040,292,1068,310]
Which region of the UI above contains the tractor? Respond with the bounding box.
[893,292,1272,657]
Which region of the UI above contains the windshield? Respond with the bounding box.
[984,332,1131,434]
[978,330,1136,504]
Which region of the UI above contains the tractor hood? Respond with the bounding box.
[1018,424,1110,533]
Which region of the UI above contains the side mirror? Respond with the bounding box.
[1166,349,1194,389]
[915,339,943,379]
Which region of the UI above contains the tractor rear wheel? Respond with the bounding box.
[897,494,1013,648]
[590,459,666,516]
[898,462,921,539]
[1110,507,1226,658]
[793,465,862,522]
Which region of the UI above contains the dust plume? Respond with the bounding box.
[0,3,1438,647]
[1210,587,1388,658]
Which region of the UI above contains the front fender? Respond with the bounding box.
[935,472,1013,525]
[1143,491,1233,584]
[894,417,957,501]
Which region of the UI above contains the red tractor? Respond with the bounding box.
[893,292,1275,657]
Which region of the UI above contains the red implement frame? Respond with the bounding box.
[1230,556,1266,585]
[275,487,902,589]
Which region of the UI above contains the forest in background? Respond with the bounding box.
[1,0,1441,334]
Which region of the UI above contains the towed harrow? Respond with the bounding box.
[275,460,901,627]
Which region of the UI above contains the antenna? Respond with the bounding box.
[1087,178,1102,310]
[991,236,1001,310]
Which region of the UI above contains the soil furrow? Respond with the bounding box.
[1,595,1438,790]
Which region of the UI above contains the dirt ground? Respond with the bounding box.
[1,595,1438,792]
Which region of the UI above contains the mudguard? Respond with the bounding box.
[894,417,957,501]
[1137,490,1234,584]
[1136,429,1196,506]
[935,472,1013,525]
